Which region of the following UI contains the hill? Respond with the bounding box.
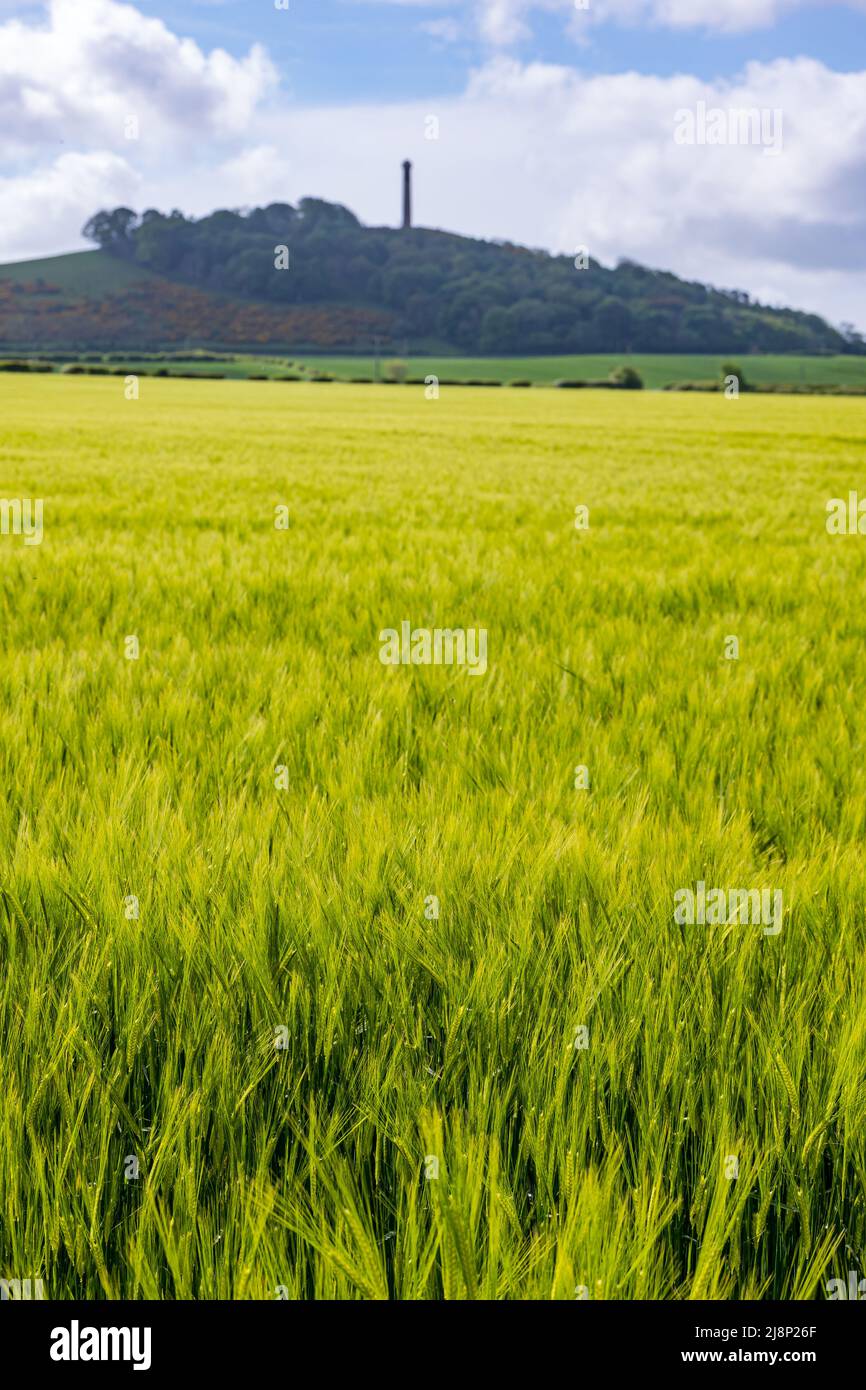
[1,199,863,357]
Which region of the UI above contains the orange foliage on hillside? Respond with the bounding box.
[0,278,396,350]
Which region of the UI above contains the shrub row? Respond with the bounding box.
[663,380,866,396]
[7,360,864,394]
[554,367,645,389]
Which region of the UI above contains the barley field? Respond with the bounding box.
[1,377,864,1300]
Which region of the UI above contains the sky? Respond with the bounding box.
[1,0,865,330]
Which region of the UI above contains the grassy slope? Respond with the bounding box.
[0,249,154,294]
[1,379,865,1299]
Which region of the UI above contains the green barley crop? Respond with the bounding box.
[0,377,864,1299]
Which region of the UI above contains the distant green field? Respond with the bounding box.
[9,351,866,390]
[76,352,866,389]
[301,353,866,389]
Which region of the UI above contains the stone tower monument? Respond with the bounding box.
[402,160,412,230]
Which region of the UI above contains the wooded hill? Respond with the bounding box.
[1,198,860,356]
[79,200,862,356]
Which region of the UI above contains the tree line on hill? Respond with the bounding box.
[83,201,864,357]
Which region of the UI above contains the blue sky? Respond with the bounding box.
[1,0,865,328]
[122,1,866,101]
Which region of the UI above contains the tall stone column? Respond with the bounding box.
[402,161,412,230]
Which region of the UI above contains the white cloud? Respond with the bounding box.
[604,0,866,31]
[0,151,140,260]
[420,17,464,41]
[476,0,532,44]
[0,0,277,155]
[377,0,866,42]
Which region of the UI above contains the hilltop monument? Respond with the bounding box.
[402,160,412,230]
